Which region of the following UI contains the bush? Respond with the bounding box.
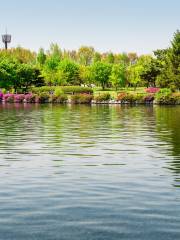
[14,94,25,103]
[71,94,93,104]
[143,94,154,103]
[31,86,56,94]
[155,89,177,104]
[61,86,93,94]
[32,86,93,95]
[94,93,111,102]
[54,87,64,97]
[25,94,37,103]
[50,94,68,103]
[3,94,14,103]
[36,92,50,103]
[117,92,136,103]
[117,92,148,104]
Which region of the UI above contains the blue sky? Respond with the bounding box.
[0,0,179,54]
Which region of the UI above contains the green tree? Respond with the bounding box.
[58,59,80,85]
[0,59,16,90]
[127,64,143,89]
[106,53,115,64]
[154,30,180,90]
[78,46,95,65]
[110,64,126,90]
[91,62,112,90]
[93,52,101,63]
[37,48,46,66]
[79,65,92,85]
[15,64,43,92]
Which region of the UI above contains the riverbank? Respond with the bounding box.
[1,87,180,105]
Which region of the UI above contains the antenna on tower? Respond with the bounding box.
[2,28,11,50]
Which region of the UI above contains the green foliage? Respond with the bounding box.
[127,64,144,89]
[110,64,126,90]
[50,94,68,103]
[91,62,112,90]
[71,94,93,104]
[79,65,92,85]
[37,48,46,66]
[31,86,56,94]
[78,46,95,65]
[0,30,179,94]
[54,87,64,97]
[61,86,93,94]
[117,92,147,103]
[37,92,50,103]
[58,59,80,85]
[0,58,41,91]
[32,86,93,95]
[95,93,111,102]
[0,59,16,89]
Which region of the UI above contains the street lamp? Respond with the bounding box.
[2,32,11,50]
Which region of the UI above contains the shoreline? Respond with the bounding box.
[0,100,180,106]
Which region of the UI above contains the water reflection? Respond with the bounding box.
[0,103,180,239]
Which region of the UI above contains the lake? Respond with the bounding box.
[0,104,180,240]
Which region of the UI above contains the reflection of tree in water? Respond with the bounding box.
[1,103,180,187]
[155,106,180,183]
[0,103,41,146]
[41,104,113,148]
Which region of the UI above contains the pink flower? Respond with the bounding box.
[145,87,160,93]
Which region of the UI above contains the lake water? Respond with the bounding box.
[0,104,180,240]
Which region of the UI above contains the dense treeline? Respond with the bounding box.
[0,30,179,92]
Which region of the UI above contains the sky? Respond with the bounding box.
[0,0,179,54]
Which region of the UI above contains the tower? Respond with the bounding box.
[2,30,11,50]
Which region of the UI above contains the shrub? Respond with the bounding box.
[61,86,93,94]
[116,92,127,101]
[37,92,50,103]
[25,94,37,103]
[31,86,56,94]
[117,93,148,104]
[54,88,64,97]
[14,94,25,103]
[71,93,93,104]
[155,89,177,104]
[3,94,14,103]
[50,94,68,103]
[32,86,93,95]
[95,93,111,102]
[143,94,154,103]
[117,92,136,103]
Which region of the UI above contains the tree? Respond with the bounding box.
[37,48,46,66]
[0,59,16,90]
[106,53,115,64]
[42,55,61,85]
[93,52,101,63]
[48,43,62,61]
[58,59,80,85]
[79,65,92,85]
[78,46,95,65]
[128,53,138,65]
[110,64,126,90]
[154,30,180,90]
[91,62,112,90]
[127,64,143,89]
[15,64,41,92]
[140,58,161,87]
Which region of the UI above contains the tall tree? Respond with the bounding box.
[91,62,112,90]
[110,64,126,90]
[78,46,95,65]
